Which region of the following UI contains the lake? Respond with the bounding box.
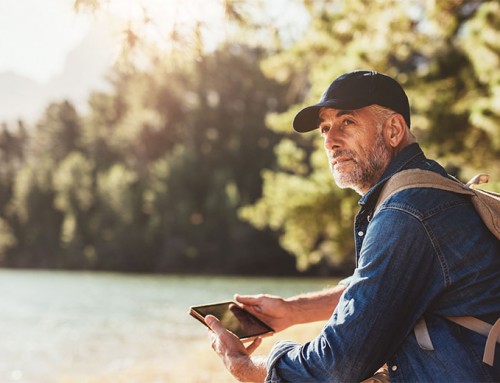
[0,269,337,383]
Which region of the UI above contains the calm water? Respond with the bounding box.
[0,269,336,383]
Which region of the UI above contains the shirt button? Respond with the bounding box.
[391,365,398,372]
[358,231,364,237]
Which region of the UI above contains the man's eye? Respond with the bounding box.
[342,119,353,126]
[320,126,330,135]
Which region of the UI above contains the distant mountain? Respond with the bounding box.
[0,72,47,124]
[0,22,115,126]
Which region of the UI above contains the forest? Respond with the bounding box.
[0,0,499,275]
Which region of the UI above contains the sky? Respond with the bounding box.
[0,0,306,123]
[0,0,118,123]
[0,0,95,83]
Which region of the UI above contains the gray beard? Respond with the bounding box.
[331,134,393,194]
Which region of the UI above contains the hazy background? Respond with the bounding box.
[1,0,499,275]
[0,0,304,123]
[0,0,115,123]
[1,1,499,382]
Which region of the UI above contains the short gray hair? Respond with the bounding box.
[368,104,413,132]
[368,104,396,122]
[368,104,416,142]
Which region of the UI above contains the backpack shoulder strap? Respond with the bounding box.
[376,169,500,366]
[375,169,474,213]
[447,316,500,367]
[375,169,500,239]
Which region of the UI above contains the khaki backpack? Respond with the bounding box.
[376,169,500,240]
[375,169,500,367]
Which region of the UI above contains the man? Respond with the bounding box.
[206,70,500,382]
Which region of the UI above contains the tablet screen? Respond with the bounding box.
[190,301,273,339]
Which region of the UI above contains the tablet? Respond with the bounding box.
[189,301,274,341]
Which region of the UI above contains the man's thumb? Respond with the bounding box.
[205,315,225,335]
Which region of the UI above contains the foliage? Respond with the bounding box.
[240,0,500,270]
[0,0,498,274]
[0,41,297,274]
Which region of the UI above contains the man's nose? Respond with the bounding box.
[324,129,339,151]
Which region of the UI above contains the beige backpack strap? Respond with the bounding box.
[467,187,500,240]
[414,318,435,350]
[414,317,500,367]
[447,316,500,367]
[375,169,475,214]
[375,169,500,240]
[465,173,490,188]
[378,169,500,366]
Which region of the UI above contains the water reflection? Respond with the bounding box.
[0,270,336,382]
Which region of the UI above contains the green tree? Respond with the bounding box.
[241,0,500,271]
[32,101,82,162]
[5,0,498,275]
[7,159,64,268]
[1,102,82,268]
[145,44,295,274]
[0,122,26,265]
[53,152,97,268]
[1,40,296,274]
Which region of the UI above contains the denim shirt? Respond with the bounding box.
[265,143,500,382]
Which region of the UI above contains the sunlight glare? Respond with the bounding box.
[104,0,226,50]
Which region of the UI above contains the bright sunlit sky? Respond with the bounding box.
[0,0,304,81]
[0,0,226,82]
[0,0,91,83]
[0,0,305,122]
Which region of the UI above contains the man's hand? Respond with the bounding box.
[236,284,347,329]
[206,315,267,382]
[235,294,294,332]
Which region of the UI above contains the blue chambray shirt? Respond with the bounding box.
[265,143,500,382]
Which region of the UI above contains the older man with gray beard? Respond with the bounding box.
[205,70,500,383]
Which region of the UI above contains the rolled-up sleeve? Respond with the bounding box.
[264,207,445,382]
[265,341,298,383]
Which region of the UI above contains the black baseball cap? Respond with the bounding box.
[293,70,411,132]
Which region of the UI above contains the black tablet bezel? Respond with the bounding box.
[189,301,274,341]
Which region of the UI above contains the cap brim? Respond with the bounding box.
[292,99,370,133]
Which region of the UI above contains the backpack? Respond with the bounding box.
[375,169,500,367]
[376,169,500,240]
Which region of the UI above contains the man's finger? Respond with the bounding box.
[234,294,258,304]
[235,295,263,313]
[205,315,226,336]
[245,337,262,354]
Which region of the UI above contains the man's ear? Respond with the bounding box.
[384,114,408,148]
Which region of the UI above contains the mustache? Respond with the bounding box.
[328,149,358,161]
